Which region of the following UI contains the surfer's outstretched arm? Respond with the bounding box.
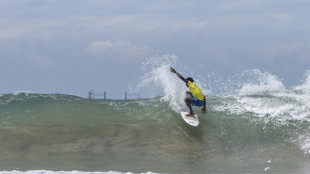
[170,68,187,83]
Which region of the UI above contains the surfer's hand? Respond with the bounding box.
[170,68,176,73]
[201,107,206,114]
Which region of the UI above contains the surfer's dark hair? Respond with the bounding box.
[186,77,194,82]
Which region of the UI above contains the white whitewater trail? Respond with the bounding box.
[0,171,157,174]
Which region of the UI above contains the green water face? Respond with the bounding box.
[0,93,310,173]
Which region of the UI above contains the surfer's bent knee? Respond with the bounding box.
[184,97,194,105]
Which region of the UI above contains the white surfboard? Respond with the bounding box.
[181,111,199,127]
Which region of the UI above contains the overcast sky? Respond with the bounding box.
[1,0,310,98]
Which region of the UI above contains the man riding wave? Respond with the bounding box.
[170,68,206,117]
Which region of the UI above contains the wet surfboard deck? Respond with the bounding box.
[181,111,199,127]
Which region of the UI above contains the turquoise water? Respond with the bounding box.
[1,91,310,173]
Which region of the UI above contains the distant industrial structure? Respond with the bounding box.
[88,90,140,100]
[124,91,140,100]
[88,90,106,99]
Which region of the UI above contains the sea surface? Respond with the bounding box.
[1,56,310,174]
[1,87,310,174]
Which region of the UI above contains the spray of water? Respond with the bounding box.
[237,69,286,96]
[137,55,310,153]
[138,55,187,112]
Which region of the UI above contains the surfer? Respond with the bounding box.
[170,67,206,117]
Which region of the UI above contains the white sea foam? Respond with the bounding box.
[238,69,285,96]
[214,69,310,122]
[13,91,34,95]
[209,69,310,153]
[217,90,310,124]
[0,171,158,174]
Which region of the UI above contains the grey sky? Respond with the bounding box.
[1,0,310,98]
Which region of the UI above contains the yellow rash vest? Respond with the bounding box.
[187,81,204,100]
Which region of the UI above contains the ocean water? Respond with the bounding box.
[1,57,310,174]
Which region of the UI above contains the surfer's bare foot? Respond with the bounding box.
[186,114,195,118]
